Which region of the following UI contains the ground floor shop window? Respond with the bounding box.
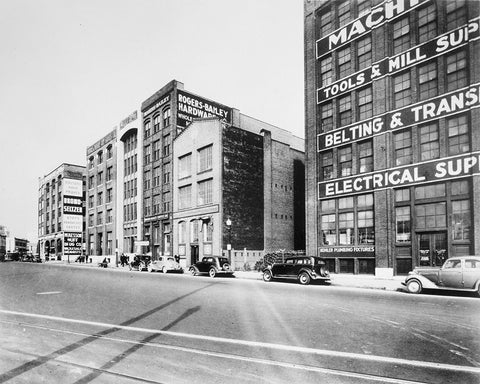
[396,258,412,275]
[339,259,354,273]
[358,259,375,274]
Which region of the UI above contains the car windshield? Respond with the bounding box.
[218,258,229,264]
[443,259,461,269]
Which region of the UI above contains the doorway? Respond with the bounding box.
[190,245,199,265]
[418,232,447,267]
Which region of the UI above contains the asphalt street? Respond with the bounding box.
[0,262,479,383]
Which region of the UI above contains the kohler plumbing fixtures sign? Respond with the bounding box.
[317,83,480,151]
[177,90,232,128]
[63,178,84,232]
[318,152,480,199]
[316,0,429,58]
[317,18,480,103]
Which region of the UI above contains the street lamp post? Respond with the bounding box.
[226,218,232,268]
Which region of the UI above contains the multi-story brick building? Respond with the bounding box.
[172,117,305,269]
[141,80,305,262]
[305,0,480,276]
[38,163,86,261]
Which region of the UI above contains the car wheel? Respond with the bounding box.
[406,279,422,294]
[209,268,216,278]
[263,270,273,282]
[189,267,197,276]
[147,264,153,273]
[162,266,167,274]
[477,282,480,298]
[298,272,311,285]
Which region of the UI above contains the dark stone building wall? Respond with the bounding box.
[222,126,264,250]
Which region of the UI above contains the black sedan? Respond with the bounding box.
[263,256,330,285]
[189,257,234,278]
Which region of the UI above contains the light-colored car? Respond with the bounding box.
[402,256,480,296]
[148,256,183,274]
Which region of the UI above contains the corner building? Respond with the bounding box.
[305,0,480,276]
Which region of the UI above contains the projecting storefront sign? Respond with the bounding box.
[62,178,84,232]
[318,152,480,199]
[317,83,480,151]
[318,246,375,258]
[316,0,429,58]
[177,90,232,128]
[64,232,82,255]
[317,18,480,103]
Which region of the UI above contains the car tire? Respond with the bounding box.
[477,282,480,298]
[209,268,216,278]
[162,266,167,274]
[147,264,153,273]
[298,272,311,285]
[406,279,422,294]
[263,270,273,282]
[189,267,197,276]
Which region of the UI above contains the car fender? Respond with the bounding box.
[406,274,438,289]
[298,267,314,277]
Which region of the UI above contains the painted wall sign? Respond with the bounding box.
[142,94,171,117]
[62,214,83,232]
[63,195,83,215]
[316,0,429,58]
[63,178,84,232]
[318,246,375,258]
[317,18,480,103]
[64,232,82,255]
[177,90,232,128]
[63,178,82,197]
[120,110,138,129]
[318,152,480,199]
[318,83,480,151]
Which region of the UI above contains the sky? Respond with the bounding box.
[0,0,304,243]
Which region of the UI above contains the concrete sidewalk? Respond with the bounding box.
[47,261,406,292]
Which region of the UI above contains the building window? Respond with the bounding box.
[178,221,186,244]
[190,220,199,243]
[153,195,161,215]
[415,183,445,200]
[97,151,103,164]
[394,129,412,166]
[395,206,411,242]
[415,202,446,229]
[418,61,437,100]
[339,212,354,245]
[88,176,94,189]
[392,16,410,54]
[97,192,103,205]
[124,133,137,153]
[338,95,352,126]
[89,195,94,208]
[107,145,113,159]
[198,179,213,205]
[393,71,411,108]
[163,134,171,157]
[358,210,374,244]
[357,193,373,208]
[446,0,466,31]
[107,188,112,203]
[163,108,171,127]
[452,200,470,240]
[320,56,332,87]
[198,145,213,173]
[419,123,439,161]
[358,87,372,120]
[338,196,353,210]
[446,50,467,91]
[178,185,192,209]
[106,209,112,224]
[357,0,371,17]
[153,114,161,133]
[153,167,161,188]
[318,8,332,36]
[451,180,469,196]
[447,114,469,155]
[144,170,151,190]
[321,199,336,212]
[321,102,334,133]
[163,163,171,184]
[144,120,151,138]
[97,172,103,185]
[338,146,352,177]
[357,35,372,70]
[107,232,113,254]
[163,192,171,212]
[153,140,160,161]
[178,154,192,179]
[321,214,336,245]
[88,156,94,169]
[144,197,151,216]
[358,140,373,173]
[106,166,113,182]
[322,151,333,180]
[337,47,351,79]
[418,4,436,44]
[337,0,350,27]
[144,145,151,164]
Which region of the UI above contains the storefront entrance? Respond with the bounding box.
[418,232,447,267]
[190,245,199,265]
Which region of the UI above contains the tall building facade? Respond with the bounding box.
[305,0,480,275]
[38,163,86,261]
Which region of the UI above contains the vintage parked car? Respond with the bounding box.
[189,257,234,278]
[148,256,183,273]
[262,256,330,285]
[129,255,151,271]
[402,256,480,296]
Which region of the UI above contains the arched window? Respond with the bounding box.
[107,145,113,159]
[153,114,161,133]
[190,219,199,243]
[144,120,151,138]
[88,156,94,169]
[178,221,186,244]
[163,108,171,127]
